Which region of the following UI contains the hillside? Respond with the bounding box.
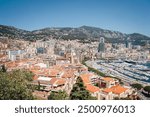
[0,25,150,45]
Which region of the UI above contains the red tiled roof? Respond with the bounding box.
[103,85,128,94]
[80,73,94,84]
[55,79,66,86]
[86,84,100,93]
[49,78,57,84]
[101,77,114,82]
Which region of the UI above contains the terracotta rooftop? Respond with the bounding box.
[80,73,93,84]
[0,54,6,58]
[49,78,58,84]
[62,70,74,78]
[86,84,100,93]
[103,85,128,94]
[55,79,66,86]
[101,77,114,82]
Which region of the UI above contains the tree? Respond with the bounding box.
[0,64,7,72]
[37,81,41,91]
[0,70,34,100]
[143,86,150,93]
[143,86,150,97]
[48,90,68,100]
[70,77,97,100]
[131,83,143,90]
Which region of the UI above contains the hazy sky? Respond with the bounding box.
[0,0,150,36]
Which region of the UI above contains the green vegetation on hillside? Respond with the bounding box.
[48,90,68,100]
[70,77,96,100]
[0,69,34,100]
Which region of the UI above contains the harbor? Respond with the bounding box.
[86,60,150,86]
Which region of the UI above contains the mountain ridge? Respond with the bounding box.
[0,24,149,45]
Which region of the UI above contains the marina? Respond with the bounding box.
[86,60,150,85]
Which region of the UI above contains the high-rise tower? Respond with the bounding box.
[98,37,105,52]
